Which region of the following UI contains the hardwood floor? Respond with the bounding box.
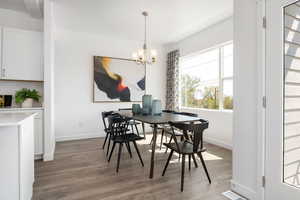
[33,136,232,200]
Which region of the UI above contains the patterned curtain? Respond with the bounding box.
[166,50,180,111]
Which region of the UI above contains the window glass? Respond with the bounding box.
[223,79,233,109]
[179,42,233,110]
[223,44,233,78]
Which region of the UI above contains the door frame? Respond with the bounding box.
[257,0,266,200]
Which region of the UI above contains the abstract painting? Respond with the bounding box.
[93,56,146,102]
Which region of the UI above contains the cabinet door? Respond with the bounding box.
[0,109,44,157]
[34,116,44,155]
[2,28,43,81]
[19,116,34,200]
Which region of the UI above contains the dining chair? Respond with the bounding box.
[107,115,144,172]
[163,112,198,152]
[118,108,145,138]
[149,110,175,148]
[101,111,118,156]
[162,119,211,192]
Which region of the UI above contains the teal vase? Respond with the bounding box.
[142,95,152,115]
[132,104,141,115]
[152,100,162,115]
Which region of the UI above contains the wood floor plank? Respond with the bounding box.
[33,136,231,200]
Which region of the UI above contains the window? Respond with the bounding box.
[179,42,233,110]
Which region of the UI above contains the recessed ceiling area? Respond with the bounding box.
[0,0,43,18]
[0,0,27,13]
[54,0,233,44]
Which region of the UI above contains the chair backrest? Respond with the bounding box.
[169,119,209,152]
[174,111,198,117]
[108,115,130,137]
[118,108,132,111]
[162,110,175,113]
[101,111,116,131]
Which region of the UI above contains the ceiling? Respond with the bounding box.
[0,0,27,13]
[54,0,233,44]
[0,0,43,18]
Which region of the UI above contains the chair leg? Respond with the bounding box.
[116,143,123,173]
[181,154,186,192]
[133,141,144,167]
[191,154,198,168]
[106,134,112,157]
[188,155,191,171]
[125,142,132,158]
[142,123,146,139]
[131,124,135,134]
[198,152,211,184]
[162,149,174,176]
[150,135,153,145]
[160,130,165,150]
[102,132,109,149]
[108,142,116,162]
[165,136,173,153]
[134,124,140,136]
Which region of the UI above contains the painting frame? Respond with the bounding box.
[93,56,146,103]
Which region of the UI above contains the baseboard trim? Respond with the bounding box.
[56,133,104,142]
[43,146,55,161]
[230,180,256,200]
[204,136,232,150]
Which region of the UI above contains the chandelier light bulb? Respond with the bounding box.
[132,52,138,60]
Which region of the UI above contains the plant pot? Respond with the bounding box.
[22,98,34,108]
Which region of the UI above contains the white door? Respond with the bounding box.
[266,0,300,199]
[2,27,43,81]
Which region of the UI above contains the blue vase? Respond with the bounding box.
[152,100,162,115]
[142,95,152,115]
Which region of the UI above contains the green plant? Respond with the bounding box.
[15,88,41,104]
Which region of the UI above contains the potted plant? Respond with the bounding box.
[15,88,41,108]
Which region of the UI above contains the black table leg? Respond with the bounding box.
[149,124,157,179]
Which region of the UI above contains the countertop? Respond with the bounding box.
[0,107,43,111]
[0,112,37,127]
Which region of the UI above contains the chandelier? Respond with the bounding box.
[132,11,157,65]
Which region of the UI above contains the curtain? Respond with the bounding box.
[166,50,180,111]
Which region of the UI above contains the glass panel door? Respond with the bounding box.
[266,0,300,199]
[284,1,300,187]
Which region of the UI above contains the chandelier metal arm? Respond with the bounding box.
[132,11,157,65]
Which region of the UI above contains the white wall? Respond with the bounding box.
[231,0,260,199]
[54,29,166,141]
[165,17,234,149]
[0,8,43,31]
[166,17,233,57]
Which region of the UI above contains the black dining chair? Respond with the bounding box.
[107,115,144,172]
[101,111,119,156]
[150,110,176,149]
[118,108,145,138]
[162,119,211,192]
[163,112,198,152]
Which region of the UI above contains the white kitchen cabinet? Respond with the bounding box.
[0,108,44,158]
[0,113,35,200]
[1,27,43,81]
[33,110,44,156]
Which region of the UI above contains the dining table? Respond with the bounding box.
[117,110,202,179]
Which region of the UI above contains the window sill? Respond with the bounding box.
[180,107,233,113]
